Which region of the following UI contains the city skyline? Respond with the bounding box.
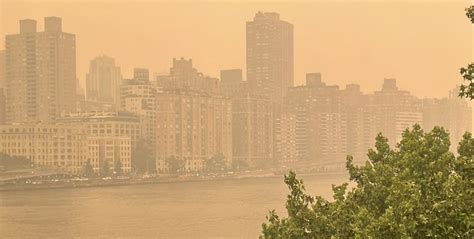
[0,13,472,170]
[1,0,472,100]
[1,2,474,238]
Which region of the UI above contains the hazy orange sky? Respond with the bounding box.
[1,0,473,99]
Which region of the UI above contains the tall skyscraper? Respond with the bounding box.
[246,12,294,102]
[5,17,76,123]
[86,55,122,105]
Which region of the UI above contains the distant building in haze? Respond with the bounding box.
[133,68,150,82]
[232,91,274,168]
[120,70,157,156]
[0,50,5,90]
[341,84,376,163]
[154,59,232,172]
[5,17,76,123]
[0,123,131,174]
[220,69,243,97]
[287,73,347,164]
[372,79,423,146]
[422,87,472,151]
[246,12,293,102]
[154,89,232,172]
[86,55,122,106]
[57,111,140,149]
[0,90,5,125]
[156,58,219,93]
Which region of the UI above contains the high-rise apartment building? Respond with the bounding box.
[232,93,274,168]
[287,74,347,164]
[373,79,423,147]
[86,55,122,106]
[5,17,76,123]
[341,84,376,163]
[246,12,293,102]
[154,59,232,172]
[120,73,157,154]
[274,105,297,164]
[154,89,232,172]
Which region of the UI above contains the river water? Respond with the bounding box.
[1,174,348,239]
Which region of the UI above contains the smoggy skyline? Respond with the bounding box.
[1,0,473,98]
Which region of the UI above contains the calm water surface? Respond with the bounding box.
[1,174,348,239]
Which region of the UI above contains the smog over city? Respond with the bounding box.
[1,0,473,238]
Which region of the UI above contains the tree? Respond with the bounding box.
[100,159,110,176]
[459,6,474,100]
[232,158,249,171]
[203,153,227,173]
[165,156,185,174]
[131,139,155,173]
[0,153,31,171]
[82,160,94,177]
[114,159,123,175]
[261,125,473,238]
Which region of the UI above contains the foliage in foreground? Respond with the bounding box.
[459,6,474,100]
[261,125,473,238]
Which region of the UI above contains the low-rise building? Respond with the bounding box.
[0,123,132,174]
[57,111,140,148]
[86,136,131,174]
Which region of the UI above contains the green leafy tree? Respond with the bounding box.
[203,153,227,173]
[82,160,95,177]
[165,156,185,174]
[131,139,155,173]
[100,159,110,176]
[261,125,473,238]
[459,6,474,100]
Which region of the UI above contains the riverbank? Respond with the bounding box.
[0,171,348,192]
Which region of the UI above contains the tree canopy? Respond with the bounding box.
[165,156,185,174]
[459,6,474,100]
[0,153,31,171]
[261,125,473,238]
[82,159,94,177]
[203,154,228,173]
[131,139,155,173]
[100,159,110,176]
